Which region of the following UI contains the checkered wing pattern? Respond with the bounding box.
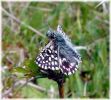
[35,42,81,75]
[59,53,81,75]
[35,41,59,70]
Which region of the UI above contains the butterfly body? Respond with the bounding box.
[35,25,81,75]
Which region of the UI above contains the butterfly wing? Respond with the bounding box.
[58,46,81,75]
[56,25,81,75]
[35,41,81,75]
[59,54,80,75]
[35,41,60,70]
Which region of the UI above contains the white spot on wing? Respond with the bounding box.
[59,59,62,65]
[44,66,47,69]
[68,72,72,75]
[69,65,73,69]
[38,64,41,66]
[72,70,75,73]
[40,54,44,59]
[55,57,58,60]
[38,58,40,61]
[50,46,53,50]
[63,66,65,69]
[40,60,43,63]
[76,65,79,68]
[52,61,54,66]
[60,68,63,72]
[62,58,66,61]
[54,61,58,65]
[64,72,67,75]
[70,63,74,66]
[41,65,44,68]
[45,53,49,56]
[49,57,51,61]
[51,55,54,58]
[52,67,55,70]
[67,68,70,71]
[49,62,51,66]
[75,68,77,71]
[48,49,51,53]
[55,50,57,54]
[55,67,59,70]
[35,61,38,64]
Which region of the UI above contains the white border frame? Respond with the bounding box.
[0,0,110,100]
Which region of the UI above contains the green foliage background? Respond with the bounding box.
[2,2,109,98]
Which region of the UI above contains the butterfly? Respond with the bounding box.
[35,25,81,75]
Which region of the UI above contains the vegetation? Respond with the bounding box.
[2,1,109,98]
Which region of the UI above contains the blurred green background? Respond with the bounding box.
[2,1,109,98]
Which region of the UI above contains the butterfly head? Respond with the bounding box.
[46,28,55,40]
[46,26,65,43]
